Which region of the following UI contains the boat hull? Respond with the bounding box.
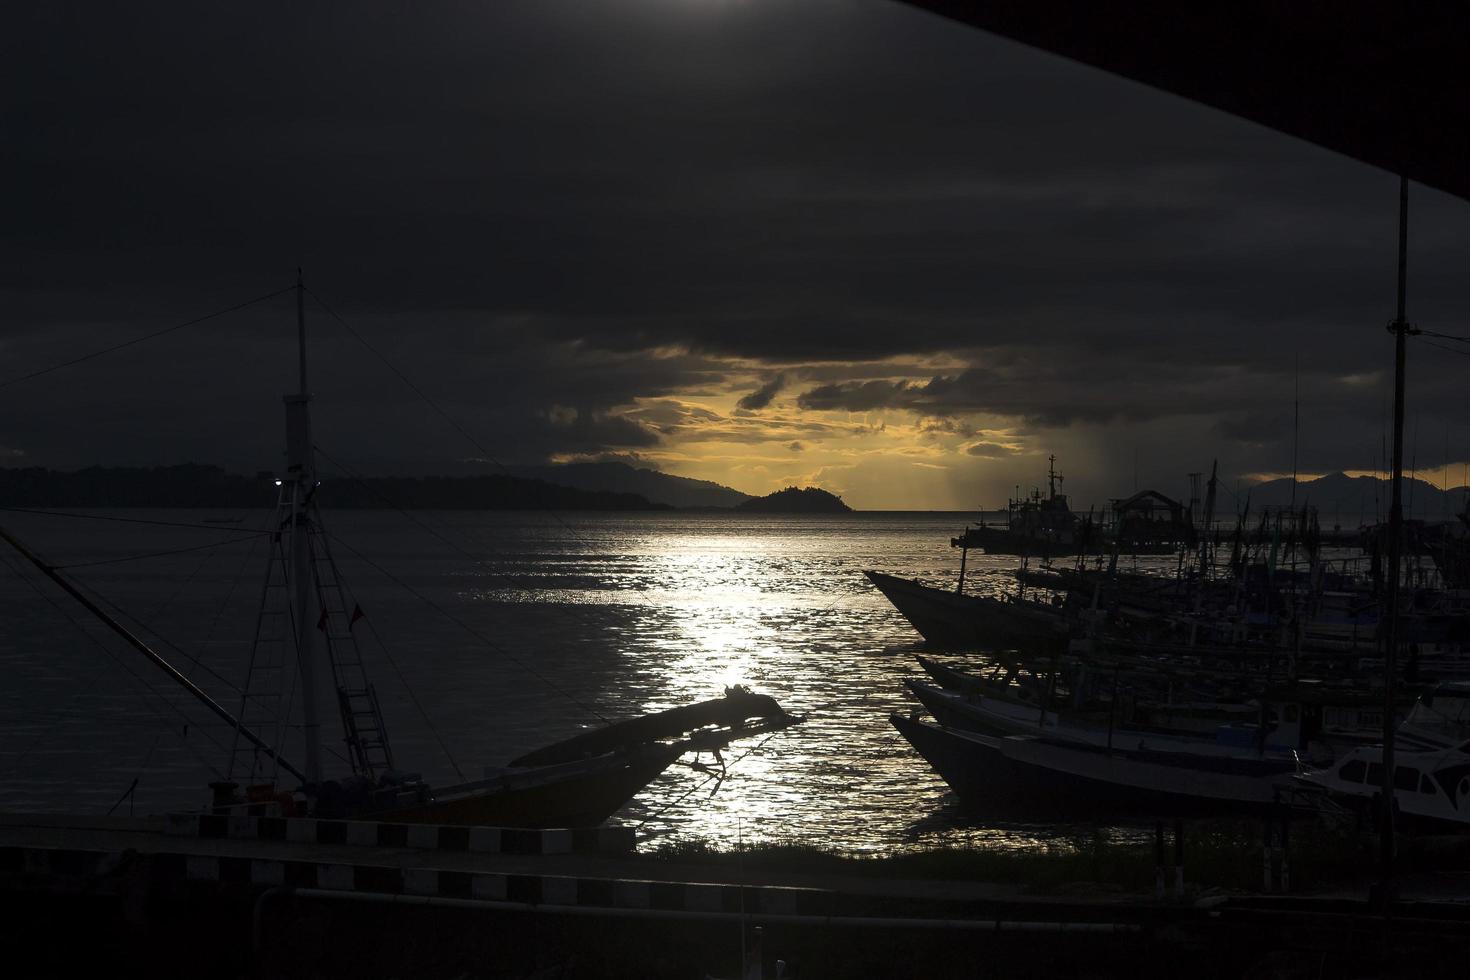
[362,746,683,827]
[905,679,1053,736]
[864,570,1067,650]
[890,713,1292,820]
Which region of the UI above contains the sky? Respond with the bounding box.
[5,0,1470,510]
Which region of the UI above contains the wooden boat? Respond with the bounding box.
[913,656,1408,757]
[904,679,1310,759]
[862,570,1070,650]
[889,712,1297,819]
[915,654,1030,698]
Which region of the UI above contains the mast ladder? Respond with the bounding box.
[308,511,395,780]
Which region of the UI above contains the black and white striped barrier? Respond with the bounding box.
[1,845,1145,933]
[177,854,827,913]
[163,813,635,855]
[12,845,828,914]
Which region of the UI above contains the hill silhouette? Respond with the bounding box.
[0,464,671,511]
[510,461,752,508]
[737,486,852,514]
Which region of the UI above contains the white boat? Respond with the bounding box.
[1295,682,1470,832]
[904,680,1312,763]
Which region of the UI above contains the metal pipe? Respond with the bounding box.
[279,887,1143,933]
[1379,174,1410,893]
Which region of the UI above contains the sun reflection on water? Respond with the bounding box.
[0,509,1174,855]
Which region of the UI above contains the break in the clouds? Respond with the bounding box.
[5,1,1470,508]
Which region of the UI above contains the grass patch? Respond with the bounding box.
[641,822,1470,896]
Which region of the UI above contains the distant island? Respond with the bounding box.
[737,486,852,514]
[0,464,670,512]
[0,465,864,514]
[509,461,752,509]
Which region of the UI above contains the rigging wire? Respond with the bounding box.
[313,444,831,724]
[311,444,666,718]
[185,524,266,678]
[319,527,613,726]
[1414,336,1470,359]
[305,287,664,615]
[312,442,679,640]
[355,612,468,783]
[70,578,245,697]
[50,532,268,570]
[0,551,229,778]
[635,724,793,832]
[0,285,296,390]
[308,287,846,715]
[0,507,265,534]
[136,533,237,627]
[1,516,248,695]
[0,515,339,772]
[1417,328,1470,344]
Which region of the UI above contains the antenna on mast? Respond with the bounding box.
[297,267,308,397]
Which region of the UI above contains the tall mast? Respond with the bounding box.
[285,269,323,787]
[1379,175,1413,894]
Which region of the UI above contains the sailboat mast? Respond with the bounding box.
[285,269,324,787]
[1379,175,1413,889]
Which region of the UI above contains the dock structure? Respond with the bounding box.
[4,813,1469,979]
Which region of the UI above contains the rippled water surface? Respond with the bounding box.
[0,508,1142,853]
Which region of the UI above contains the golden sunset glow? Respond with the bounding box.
[543,353,1047,510]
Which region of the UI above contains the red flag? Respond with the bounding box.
[316,608,328,632]
[349,605,365,629]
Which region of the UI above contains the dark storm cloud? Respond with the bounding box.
[4,0,1469,482]
[966,442,1019,458]
[736,374,786,411]
[798,380,918,412]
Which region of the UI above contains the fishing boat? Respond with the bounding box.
[0,277,803,827]
[904,677,1277,743]
[889,711,1298,819]
[950,456,1086,558]
[862,570,1072,650]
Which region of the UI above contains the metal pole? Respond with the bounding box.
[297,268,308,396]
[286,270,323,787]
[1379,175,1411,895]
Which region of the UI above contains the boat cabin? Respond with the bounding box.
[1108,489,1196,553]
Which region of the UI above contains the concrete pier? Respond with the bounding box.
[3,812,1468,979]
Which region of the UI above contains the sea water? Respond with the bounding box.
[0,507,1163,853]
